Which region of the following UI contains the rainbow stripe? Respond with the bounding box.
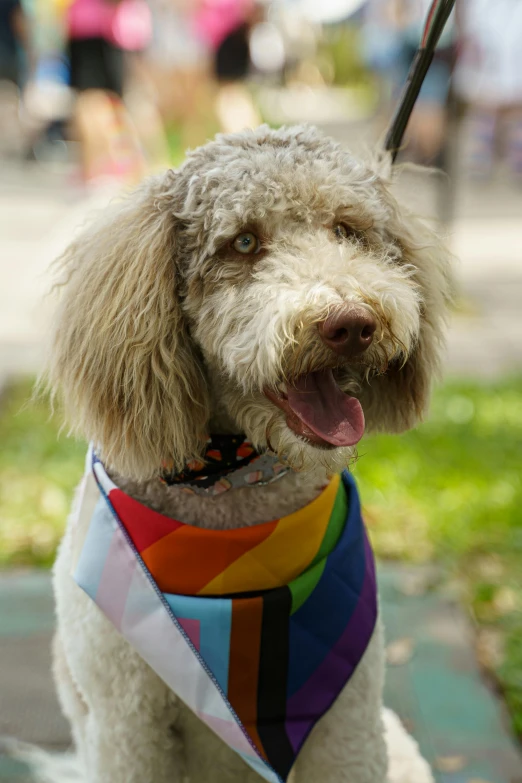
[73,449,377,782]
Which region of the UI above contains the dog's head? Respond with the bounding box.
[47,125,453,479]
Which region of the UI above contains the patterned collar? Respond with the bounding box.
[160,434,290,496]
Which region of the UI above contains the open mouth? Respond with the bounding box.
[264,369,365,449]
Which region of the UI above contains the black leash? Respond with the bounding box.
[384,0,456,163]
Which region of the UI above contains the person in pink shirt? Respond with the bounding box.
[193,0,253,52]
[65,0,152,183]
[194,0,262,133]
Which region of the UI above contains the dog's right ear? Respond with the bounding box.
[44,173,210,480]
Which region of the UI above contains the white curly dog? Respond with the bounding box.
[41,125,452,783]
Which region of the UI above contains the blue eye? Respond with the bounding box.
[232,232,260,255]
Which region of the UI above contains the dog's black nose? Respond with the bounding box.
[318,307,376,357]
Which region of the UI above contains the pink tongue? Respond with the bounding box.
[286,369,365,447]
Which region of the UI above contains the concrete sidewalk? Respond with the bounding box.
[0,163,118,382]
[1,567,521,783]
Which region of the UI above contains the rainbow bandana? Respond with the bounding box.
[72,449,377,783]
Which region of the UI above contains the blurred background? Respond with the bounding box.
[0,0,521,780]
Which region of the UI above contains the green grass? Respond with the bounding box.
[354,378,522,563]
[0,380,86,568]
[0,376,521,734]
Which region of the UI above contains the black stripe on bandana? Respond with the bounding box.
[256,586,295,780]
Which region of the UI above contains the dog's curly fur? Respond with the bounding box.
[46,125,453,783]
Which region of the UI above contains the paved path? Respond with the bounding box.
[0,163,117,383]
[381,566,522,783]
[1,568,521,783]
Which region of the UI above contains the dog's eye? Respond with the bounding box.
[333,223,353,241]
[232,232,260,255]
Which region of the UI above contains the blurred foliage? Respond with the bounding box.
[0,376,520,733]
[501,625,522,737]
[166,125,186,168]
[318,24,372,87]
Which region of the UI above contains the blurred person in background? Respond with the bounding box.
[143,0,213,152]
[361,0,402,121]
[195,0,263,133]
[454,0,522,180]
[0,0,30,85]
[0,0,33,155]
[64,0,152,184]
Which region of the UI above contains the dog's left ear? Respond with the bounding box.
[45,172,210,480]
[360,185,455,433]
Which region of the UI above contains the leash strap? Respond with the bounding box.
[384,0,456,162]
